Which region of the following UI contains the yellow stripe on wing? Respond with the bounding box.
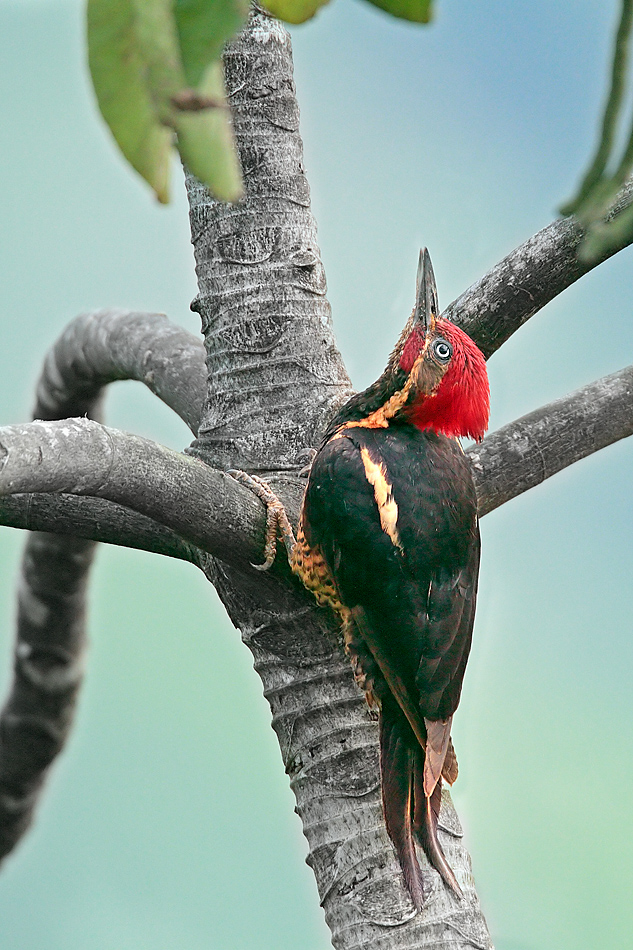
[359,446,403,552]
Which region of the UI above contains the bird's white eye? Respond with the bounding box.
[432,338,453,363]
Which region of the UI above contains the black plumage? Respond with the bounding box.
[298,421,480,903]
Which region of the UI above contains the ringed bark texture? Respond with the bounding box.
[186,9,352,472]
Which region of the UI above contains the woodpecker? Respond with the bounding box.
[231,249,490,907]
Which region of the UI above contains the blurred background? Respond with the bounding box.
[1,1,632,947]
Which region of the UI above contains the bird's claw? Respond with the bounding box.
[227,469,297,570]
[251,558,275,572]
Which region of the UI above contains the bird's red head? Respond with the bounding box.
[398,318,490,443]
[324,249,490,445]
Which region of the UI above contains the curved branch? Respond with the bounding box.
[35,309,206,435]
[0,419,269,569]
[0,309,206,863]
[469,364,633,516]
[0,533,94,860]
[0,494,200,563]
[444,180,633,359]
[5,359,633,563]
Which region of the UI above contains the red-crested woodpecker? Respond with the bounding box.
[231,249,490,907]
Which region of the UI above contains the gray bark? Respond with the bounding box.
[2,358,632,558]
[3,354,633,554]
[0,531,94,859]
[0,494,199,562]
[186,11,352,472]
[0,419,268,568]
[34,308,206,434]
[469,364,633,516]
[1,8,633,950]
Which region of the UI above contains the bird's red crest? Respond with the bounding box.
[401,319,490,443]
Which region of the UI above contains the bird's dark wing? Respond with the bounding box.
[302,425,480,725]
[301,424,478,899]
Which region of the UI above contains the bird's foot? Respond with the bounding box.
[226,470,296,571]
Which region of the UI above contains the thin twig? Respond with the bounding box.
[561,0,633,214]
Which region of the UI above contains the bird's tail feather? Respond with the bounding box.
[380,701,462,905]
[379,708,425,908]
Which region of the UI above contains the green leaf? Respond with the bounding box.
[88,0,245,203]
[87,0,174,202]
[362,0,433,23]
[561,0,633,217]
[129,0,187,122]
[174,0,249,87]
[262,0,434,23]
[578,202,633,264]
[174,62,243,202]
[260,0,332,25]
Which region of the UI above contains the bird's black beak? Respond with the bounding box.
[413,247,439,335]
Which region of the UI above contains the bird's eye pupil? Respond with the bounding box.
[433,339,452,362]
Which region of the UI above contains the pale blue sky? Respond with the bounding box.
[1,2,632,948]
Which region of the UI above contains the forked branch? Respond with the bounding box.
[1,360,631,553]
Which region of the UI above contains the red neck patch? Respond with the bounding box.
[405,320,489,442]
